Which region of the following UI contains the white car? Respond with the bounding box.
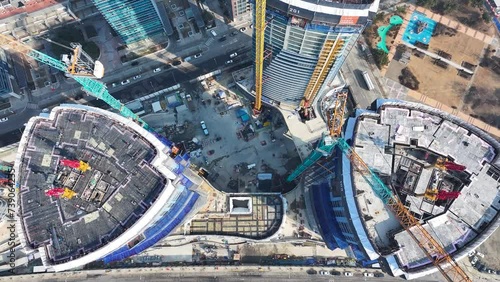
[200,121,209,136]
[319,270,330,275]
[133,75,141,80]
[121,80,130,85]
[225,60,233,64]
[194,53,202,58]
[229,52,238,58]
[153,68,161,73]
[363,273,374,277]
[344,272,353,276]
[111,83,117,88]
[0,117,8,122]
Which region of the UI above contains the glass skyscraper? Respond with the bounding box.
[92,0,166,45]
[255,0,380,107]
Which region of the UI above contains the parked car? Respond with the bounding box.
[111,83,117,88]
[344,272,353,276]
[153,68,161,73]
[230,31,238,37]
[121,80,130,85]
[200,121,209,135]
[249,24,253,29]
[363,273,374,277]
[239,27,246,32]
[374,273,385,277]
[470,256,479,265]
[319,270,329,275]
[194,53,202,58]
[225,60,233,64]
[0,117,8,122]
[218,36,227,42]
[210,29,217,37]
[172,60,182,66]
[133,75,141,80]
[331,271,341,276]
[230,52,238,58]
[184,56,192,62]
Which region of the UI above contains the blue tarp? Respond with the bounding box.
[102,191,199,264]
[312,182,349,250]
[236,109,250,122]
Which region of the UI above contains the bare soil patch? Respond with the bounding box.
[462,66,500,128]
[429,32,485,66]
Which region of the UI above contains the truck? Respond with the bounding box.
[362,70,375,91]
[185,94,195,112]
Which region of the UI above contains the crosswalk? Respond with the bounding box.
[205,38,214,46]
[26,103,39,110]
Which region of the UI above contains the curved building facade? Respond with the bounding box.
[347,100,500,279]
[256,0,379,106]
[14,105,205,271]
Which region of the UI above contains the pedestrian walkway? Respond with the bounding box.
[415,6,494,44]
[402,42,474,74]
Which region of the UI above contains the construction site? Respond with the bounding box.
[0,1,498,281]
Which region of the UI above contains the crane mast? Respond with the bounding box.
[253,0,266,113]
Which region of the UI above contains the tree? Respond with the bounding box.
[468,0,483,8]
[443,1,458,14]
[395,6,407,16]
[373,12,385,24]
[482,12,492,23]
[417,0,438,9]
[373,49,390,69]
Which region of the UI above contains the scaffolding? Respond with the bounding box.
[302,35,344,107]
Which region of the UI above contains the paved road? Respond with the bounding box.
[0,27,254,145]
[9,268,418,282]
[341,40,386,109]
[109,49,252,102]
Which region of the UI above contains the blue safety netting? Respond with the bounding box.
[312,182,349,250]
[172,164,185,174]
[179,175,194,189]
[149,130,173,147]
[102,191,199,264]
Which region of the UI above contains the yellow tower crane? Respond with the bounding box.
[253,0,267,114]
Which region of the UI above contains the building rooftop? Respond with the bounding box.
[14,105,206,271]
[17,108,165,263]
[349,100,500,279]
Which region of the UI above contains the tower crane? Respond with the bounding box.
[35,36,104,79]
[287,94,471,282]
[0,33,149,130]
[253,0,266,114]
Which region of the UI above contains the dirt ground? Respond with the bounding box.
[476,227,500,270]
[385,52,469,108]
[462,66,500,128]
[429,32,485,66]
[446,1,497,37]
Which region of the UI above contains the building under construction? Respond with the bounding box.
[301,99,500,280]
[254,0,379,107]
[14,105,208,271]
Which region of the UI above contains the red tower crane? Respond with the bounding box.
[59,159,91,172]
[45,188,77,199]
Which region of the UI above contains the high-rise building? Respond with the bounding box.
[91,0,167,45]
[0,60,14,99]
[230,0,251,22]
[256,0,379,107]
